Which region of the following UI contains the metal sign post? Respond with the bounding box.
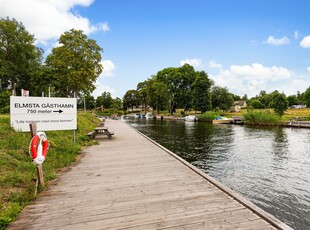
[29,122,44,194]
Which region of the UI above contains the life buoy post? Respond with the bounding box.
[29,122,48,187]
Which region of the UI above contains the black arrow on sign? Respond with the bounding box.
[53,110,63,114]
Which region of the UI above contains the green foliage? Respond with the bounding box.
[96,92,113,109]
[77,93,96,110]
[304,86,310,108]
[155,64,196,113]
[123,89,140,111]
[244,110,281,124]
[147,80,169,114]
[269,92,288,116]
[250,99,263,109]
[197,111,219,121]
[192,71,212,113]
[0,90,10,114]
[211,86,234,111]
[0,112,99,228]
[287,95,299,106]
[0,17,43,95]
[45,29,103,97]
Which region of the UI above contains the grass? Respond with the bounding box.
[243,109,281,124]
[0,112,99,229]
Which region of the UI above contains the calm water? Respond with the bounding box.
[124,118,310,230]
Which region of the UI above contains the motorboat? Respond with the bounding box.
[146,112,154,119]
[185,115,197,122]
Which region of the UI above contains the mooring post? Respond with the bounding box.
[29,122,44,187]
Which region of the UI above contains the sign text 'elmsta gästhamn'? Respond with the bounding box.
[10,96,77,132]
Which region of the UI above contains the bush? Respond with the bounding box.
[197,111,219,121]
[0,106,10,114]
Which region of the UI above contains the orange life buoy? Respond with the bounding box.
[30,131,48,165]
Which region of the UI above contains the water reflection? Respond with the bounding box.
[125,118,310,229]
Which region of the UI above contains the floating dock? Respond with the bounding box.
[8,120,292,229]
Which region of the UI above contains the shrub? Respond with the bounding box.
[197,111,219,121]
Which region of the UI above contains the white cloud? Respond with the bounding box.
[100,60,116,77]
[91,60,116,98]
[209,60,222,69]
[180,58,202,68]
[264,36,290,46]
[0,0,109,45]
[294,30,299,39]
[210,63,294,97]
[307,67,310,73]
[92,83,116,98]
[300,35,310,48]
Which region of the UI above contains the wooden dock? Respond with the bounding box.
[8,119,292,230]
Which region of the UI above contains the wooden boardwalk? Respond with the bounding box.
[8,119,292,230]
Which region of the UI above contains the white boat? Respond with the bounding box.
[146,112,154,119]
[185,115,196,122]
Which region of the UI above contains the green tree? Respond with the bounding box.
[0,17,43,95]
[259,93,273,108]
[241,94,248,101]
[102,92,113,108]
[287,95,298,106]
[303,86,310,108]
[45,29,103,97]
[250,99,263,109]
[77,93,95,110]
[211,86,234,111]
[192,71,212,113]
[155,64,196,114]
[123,89,139,111]
[137,79,149,114]
[147,79,169,114]
[269,92,288,116]
[112,97,122,110]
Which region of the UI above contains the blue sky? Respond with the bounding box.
[1,0,310,98]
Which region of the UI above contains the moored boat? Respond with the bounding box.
[185,115,197,122]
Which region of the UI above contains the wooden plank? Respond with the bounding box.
[8,119,293,230]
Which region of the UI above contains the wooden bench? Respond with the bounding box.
[91,127,114,139]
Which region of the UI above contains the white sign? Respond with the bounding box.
[10,96,77,132]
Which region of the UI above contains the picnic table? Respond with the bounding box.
[87,127,114,139]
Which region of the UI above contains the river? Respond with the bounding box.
[124,118,310,230]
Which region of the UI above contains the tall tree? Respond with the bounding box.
[192,71,212,113]
[287,95,298,106]
[303,86,310,108]
[45,29,103,97]
[155,64,196,114]
[137,79,149,114]
[269,92,288,116]
[0,17,43,95]
[211,86,234,111]
[112,97,122,110]
[123,89,139,111]
[147,79,169,114]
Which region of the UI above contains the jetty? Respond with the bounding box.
[8,119,292,229]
